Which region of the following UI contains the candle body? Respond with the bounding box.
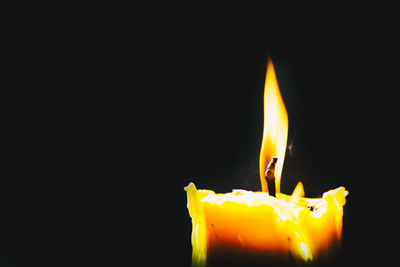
[185,183,348,266]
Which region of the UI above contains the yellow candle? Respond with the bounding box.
[185,59,349,266]
[185,182,348,266]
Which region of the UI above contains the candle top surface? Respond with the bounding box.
[197,186,347,219]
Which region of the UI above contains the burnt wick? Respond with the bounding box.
[265,157,278,197]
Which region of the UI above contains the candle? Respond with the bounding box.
[185,59,348,266]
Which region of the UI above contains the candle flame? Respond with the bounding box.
[259,59,288,194]
[291,181,305,198]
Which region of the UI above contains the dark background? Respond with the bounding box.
[0,12,120,266]
[1,6,399,267]
[156,9,399,267]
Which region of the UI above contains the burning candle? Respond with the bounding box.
[185,59,348,266]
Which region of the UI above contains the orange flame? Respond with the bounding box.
[291,181,305,198]
[259,59,288,194]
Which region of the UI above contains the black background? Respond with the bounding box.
[156,9,399,267]
[1,6,399,267]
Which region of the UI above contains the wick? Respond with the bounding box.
[265,157,278,197]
